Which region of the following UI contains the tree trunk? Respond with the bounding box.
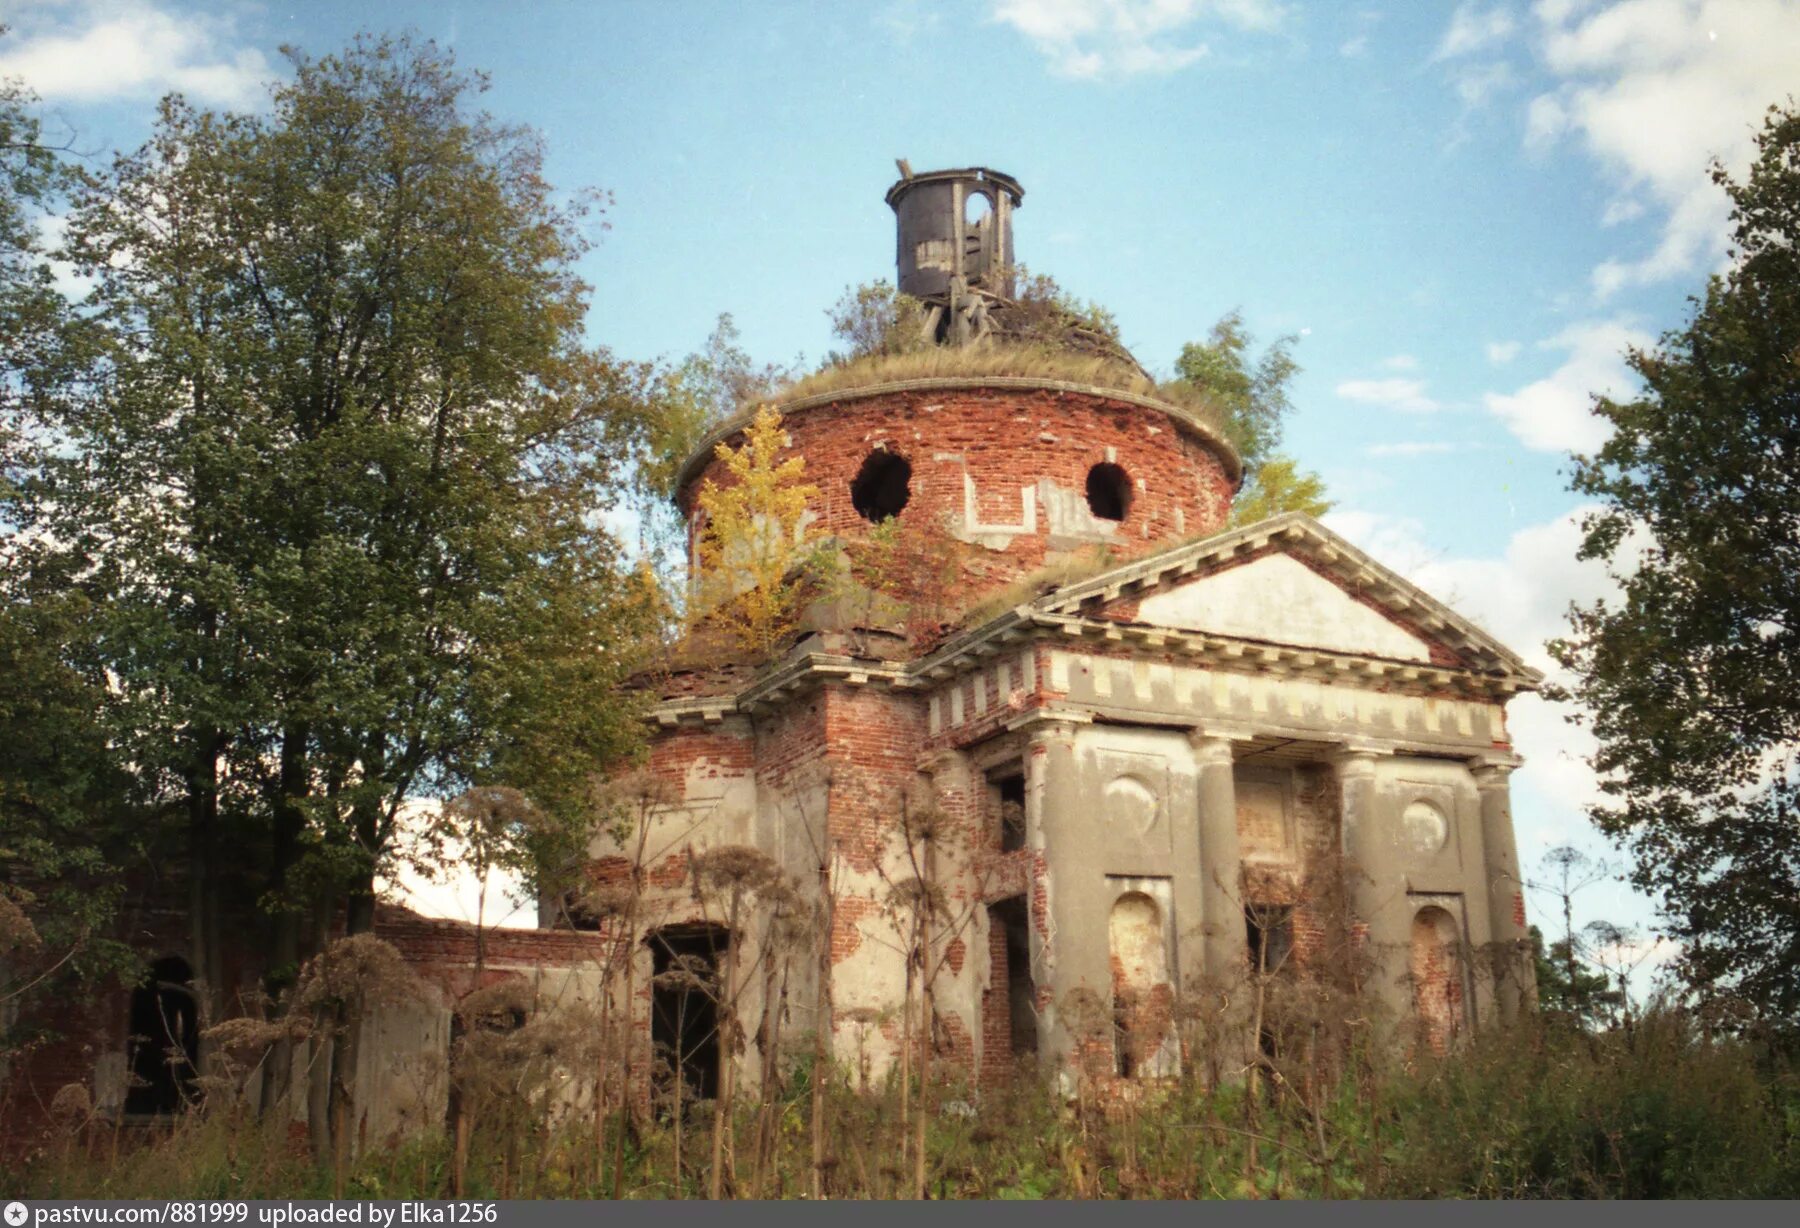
[187,728,225,1036]
[261,723,309,1117]
[305,889,336,1165]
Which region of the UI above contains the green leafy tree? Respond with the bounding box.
[0,55,142,1026]
[22,35,661,1117]
[1172,309,1296,474]
[1550,102,1800,1028]
[1170,310,1326,524]
[1009,267,1123,348]
[628,314,798,588]
[823,279,932,364]
[1530,926,1621,1030]
[1230,455,1332,526]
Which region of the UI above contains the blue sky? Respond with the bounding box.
[6,0,1798,973]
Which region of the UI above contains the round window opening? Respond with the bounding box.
[1085,462,1133,522]
[964,188,993,226]
[851,450,912,523]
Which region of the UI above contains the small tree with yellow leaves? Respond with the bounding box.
[692,405,823,657]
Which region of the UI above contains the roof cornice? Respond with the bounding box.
[1032,512,1543,685]
[645,519,1542,728]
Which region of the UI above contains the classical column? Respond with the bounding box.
[1334,745,1409,1012]
[1021,713,1088,1078]
[1471,755,1535,1017]
[1188,730,1248,990]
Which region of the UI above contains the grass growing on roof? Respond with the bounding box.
[776,343,1230,440]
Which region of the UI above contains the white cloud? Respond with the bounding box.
[988,0,1286,79]
[1486,339,1522,363]
[1381,353,1419,371]
[33,214,93,302]
[1340,34,1369,57]
[878,0,944,43]
[379,801,540,931]
[1483,318,1650,452]
[1600,196,1647,226]
[1323,505,1651,889]
[1526,0,1800,296]
[0,0,273,108]
[1433,3,1518,59]
[383,854,538,932]
[1334,376,1442,413]
[1365,440,1458,457]
[1453,60,1517,106]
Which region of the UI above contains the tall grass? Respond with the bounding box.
[14,1008,1798,1199]
[771,344,1229,442]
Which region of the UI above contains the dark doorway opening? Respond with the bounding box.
[1246,904,1295,1063]
[990,897,1037,1057]
[850,451,912,523]
[1245,904,1295,975]
[1085,462,1132,521]
[125,956,199,1115]
[649,924,729,1105]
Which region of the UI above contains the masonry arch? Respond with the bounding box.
[1085,462,1133,521]
[1409,905,1466,1054]
[1108,890,1174,1077]
[124,955,199,1115]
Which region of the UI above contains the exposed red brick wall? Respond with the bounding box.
[1410,907,1465,1055]
[830,896,877,966]
[979,916,1012,1088]
[820,686,927,875]
[648,724,755,785]
[679,386,1235,615]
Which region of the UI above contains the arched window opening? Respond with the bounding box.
[964,187,993,227]
[125,956,198,1115]
[1085,462,1132,522]
[1108,892,1168,1078]
[1409,905,1466,1055]
[850,450,912,523]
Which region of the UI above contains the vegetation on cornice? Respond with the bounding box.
[774,341,1230,439]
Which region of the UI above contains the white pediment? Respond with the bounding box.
[1134,552,1432,662]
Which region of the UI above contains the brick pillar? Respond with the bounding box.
[1471,755,1535,1017]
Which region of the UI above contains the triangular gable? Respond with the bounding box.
[1129,551,1435,662]
[1034,512,1541,684]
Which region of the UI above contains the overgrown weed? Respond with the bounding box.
[13,1007,1797,1199]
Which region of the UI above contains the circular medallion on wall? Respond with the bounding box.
[1402,798,1450,854]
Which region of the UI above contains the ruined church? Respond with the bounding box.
[6,165,1540,1139]
[606,165,1540,1097]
